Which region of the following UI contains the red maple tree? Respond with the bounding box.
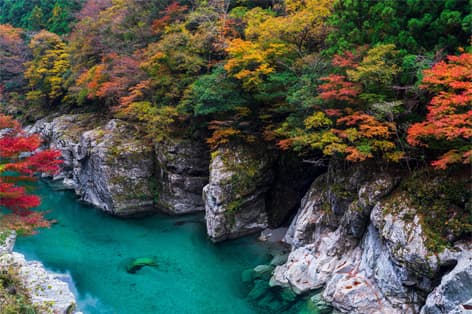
[0,115,62,234]
[407,53,472,169]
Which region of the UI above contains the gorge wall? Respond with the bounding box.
[270,162,472,314]
[28,114,472,314]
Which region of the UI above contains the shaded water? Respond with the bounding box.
[14,181,281,314]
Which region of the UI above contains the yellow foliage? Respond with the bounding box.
[304,111,333,129]
[245,0,332,50]
[225,39,289,90]
[24,30,70,106]
[347,44,400,87]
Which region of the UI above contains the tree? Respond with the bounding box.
[0,24,29,105]
[180,66,248,116]
[224,38,289,90]
[0,115,62,234]
[326,0,471,55]
[24,30,70,107]
[0,0,81,34]
[27,6,45,30]
[276,46,404,162]
[73,52,145,107]
[407,53,472,169]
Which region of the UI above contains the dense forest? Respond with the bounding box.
[1,0,470,169]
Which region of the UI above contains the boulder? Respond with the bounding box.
[421,244,472,314]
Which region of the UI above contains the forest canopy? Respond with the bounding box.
[0,0,470,169]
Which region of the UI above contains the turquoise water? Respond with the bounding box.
[15,181,277,314]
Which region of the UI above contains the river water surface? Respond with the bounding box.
[15,181,278,314]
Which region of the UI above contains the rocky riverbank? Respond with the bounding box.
[269,162,472,314]
[0,231,78,314]
[27,114,472,314]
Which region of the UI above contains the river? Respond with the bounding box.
[15,180,283,313]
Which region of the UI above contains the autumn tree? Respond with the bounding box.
[276,45,404,162]
[73,52,146,107]
[24,30,70,108]
[0,24,30,109]
[0,115,62,234]
[407,53,472,169]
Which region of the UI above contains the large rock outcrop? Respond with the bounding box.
[28,114,213,216]
[27,114,155,216]
[203,142,275,242]
[0,232,78,314]
[271,161,472,314]
[154,136,209,214]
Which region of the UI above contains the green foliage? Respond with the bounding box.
[326,0,471,55]
[0,0,81,34]
[180,66,248,116]
[116,101,179,142]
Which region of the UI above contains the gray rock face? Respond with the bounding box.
[27,114,155,216]
[421,244,472,314]
[75,119,155,215]
[272,161,472,314]
[203,143,274,242]
[154,137,209,214]
[0,232,78,314]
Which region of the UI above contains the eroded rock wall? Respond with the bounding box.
[28,114,213,216]
[203,142,275,242]
[27,114,155,216]
[154,137,209,214]
[271,161,472,314]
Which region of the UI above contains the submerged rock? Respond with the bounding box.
[203,142,274,242]
[125,257,159,274]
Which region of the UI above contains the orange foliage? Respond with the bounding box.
[318,74,361,104]
[206,126,241,149]
[407,53,472,168]
[152,2,188,34]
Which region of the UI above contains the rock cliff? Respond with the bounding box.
[154,136,209,214]
[203,142,274,242]
[27,114,155,216]
[270,161,472,314]
[27,114,211,216]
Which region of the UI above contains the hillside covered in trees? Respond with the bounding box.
[1,0,470,169]
[0,1,471,313]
